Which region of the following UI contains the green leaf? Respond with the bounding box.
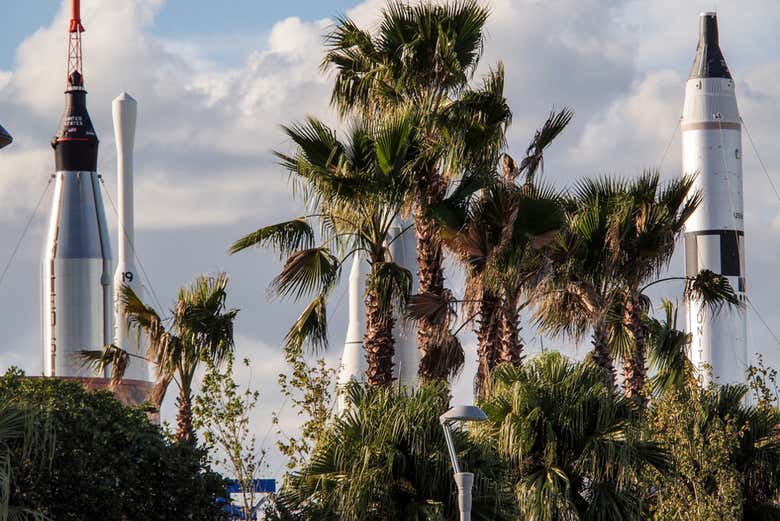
[284,295,329,355]
[271,248,340,301]
[229,218,315,257]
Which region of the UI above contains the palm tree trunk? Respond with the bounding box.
[590,320,616,388]
[622,294,647,406]
[497,297,523,366]
[415,174,453,382]
[474,292,500,398]
[498,303,524,367]
[175,387,194,443]
[364,285,395,387]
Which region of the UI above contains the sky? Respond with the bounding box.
[1,0,780,478]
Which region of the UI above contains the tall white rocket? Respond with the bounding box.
[683,12,748,384]
[336,254,368,412]
[336,219,420,412]
[112,93,151,381]
[388,219,420,387]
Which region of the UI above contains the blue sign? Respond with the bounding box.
[225,479,276,494]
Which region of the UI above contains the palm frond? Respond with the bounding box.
[229,218,314,257]
[406,291,454,325]
[519,108,573,183]
[647,299,695,396]
[284,295,329,355]
[77,344,130,389]
[271,248,340,301]
[685,269,740,311]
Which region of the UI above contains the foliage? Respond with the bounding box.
[80,273,239,443]
[324,0,512,382]
[645,299,695,396]
[0,371,226,521]
[478,352,667,521]
[0,371,50,521]
[645,385,743,520]
[194,356,265,520]
[644,376,780,520]
[232,111,419,386]
[269,382,514,521]
[273,349,335,473]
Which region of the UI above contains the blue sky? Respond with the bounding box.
[2,0,359,69]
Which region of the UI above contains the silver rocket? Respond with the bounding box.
[683,12,748,384]
[112,93,151,382]
[42,3,113,377]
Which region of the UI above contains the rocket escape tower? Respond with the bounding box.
[67,0,85,90]
[53,0,98,172]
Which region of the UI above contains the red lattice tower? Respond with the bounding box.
[66,0,86,88]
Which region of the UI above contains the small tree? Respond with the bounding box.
[273,348,334,473]
[194,356,265,520]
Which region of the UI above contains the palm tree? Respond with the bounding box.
[230,112,417,387]
[533,183,623,385]
[534,172,725,401]
[646,299,696,397]
[323,1,511,381]
[478,352,668,521]
[0,400,50,521]
[81,274,238,443]
[441,110,570,397]
[605,171,699,404]
[269,382,515,521]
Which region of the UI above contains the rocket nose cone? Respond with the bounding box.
[699,12,720,47]
[690,12,732,79]
[0,123,11,150]
[114,92,137,104]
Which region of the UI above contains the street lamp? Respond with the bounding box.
[440,405,488,521]
[0,123,11,150]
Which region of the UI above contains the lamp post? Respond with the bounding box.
[440,405,488,521]
[0,123,11,150]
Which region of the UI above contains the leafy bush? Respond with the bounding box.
[478,352,667,521]
[268,382,514,521]
[1,369,227,521]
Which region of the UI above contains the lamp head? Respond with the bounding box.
[440,405,488,425]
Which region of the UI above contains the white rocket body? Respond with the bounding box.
[336,219,420,412]
[112,93,151,381]
[336,253,369,412]
[388,219,420,388]
[683,13,748,384]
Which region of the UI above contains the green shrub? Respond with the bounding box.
[1,369,227,521]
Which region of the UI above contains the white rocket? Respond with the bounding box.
[112,93,152,382]
[336,219,420,412]
[388,219,420,387]
[336,254,369,412]
[683,12,748,384]
[42,1,113,378]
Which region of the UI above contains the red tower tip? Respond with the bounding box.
[69,0,84,33]
[66,0,85,87]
